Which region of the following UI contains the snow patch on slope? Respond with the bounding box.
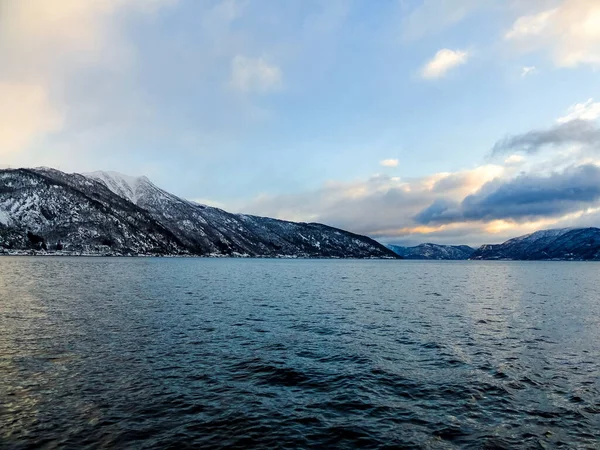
[0,208,10,226]
[85,171,150,204]
[507,228,573,244]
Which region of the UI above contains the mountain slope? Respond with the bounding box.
[86,170,396,258]
[470,228,600,260]
[0,168,397,258]
[387,243,475,260]
[0,168,188,255]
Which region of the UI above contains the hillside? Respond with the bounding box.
[0,168,397,258]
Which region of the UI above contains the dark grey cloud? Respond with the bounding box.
[413,199,460,224]
[415,164,600,224]
[491,119,600,156]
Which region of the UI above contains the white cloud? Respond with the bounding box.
[521,66,536,77]
[505,8,558,40]
[380,159,399,167]
[505,0,600,68]
[229,56,283,93]
[421,48,469,79]
[558,99,600,123]
[504,154,525,165]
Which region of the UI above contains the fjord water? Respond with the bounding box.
[1,258,599,449]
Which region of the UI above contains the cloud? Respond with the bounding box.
[505,8,558,40]
[238,164,508,243]
[430,165,504,195]
[504,154,525,165]
[521,66,536,77]
[421,49,469,79]
[558,99,600,123]
[380,159,399,167]
[415,164,600,224]
[491,119,600,156]
[505,0,600,68]
[0,0,173,157]
[414,199,461,225]
[239,144,600,246]
[229,56,283,93]
[0,82,63,156]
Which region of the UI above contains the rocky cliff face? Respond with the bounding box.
[470,228,600,260]
[387,243,475,260]
[0,168,397,258]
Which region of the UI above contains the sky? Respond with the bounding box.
[1,0,600,246]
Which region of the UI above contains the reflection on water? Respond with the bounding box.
[1,258,599,449]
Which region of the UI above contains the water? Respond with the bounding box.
[1,258,599,449]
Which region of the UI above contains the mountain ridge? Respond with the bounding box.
[386,243,475,260]
[0,168,397,258]
[470,227,600,261]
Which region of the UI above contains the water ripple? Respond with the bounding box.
[1,258,600,449]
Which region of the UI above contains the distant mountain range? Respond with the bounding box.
[386,243,475,260]
[386,228,600,261]
[0,168,397,258]
[470,228,600,261]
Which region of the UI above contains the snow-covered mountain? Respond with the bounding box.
[0,168,186,255]
[386,243,475,260]
[0,168,397,258]
[470,228,600,260]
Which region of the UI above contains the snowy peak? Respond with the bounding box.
[84,170,186,211]
[85,171,152,205]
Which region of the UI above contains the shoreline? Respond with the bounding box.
[0,251,398,260]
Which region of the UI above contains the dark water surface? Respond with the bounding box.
[1,258,599,449]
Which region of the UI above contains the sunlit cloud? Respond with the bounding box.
[505,8,558,40]
[558,99,600,123]
[420,48,469,79]
[505,0,600,68]
[0,0,174,158]
[430,165,505,196]
[504,154,525,165]
[0,82,63,156]
[380,159,399,167]
[239,162,510,245]
[416,164,600,224]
